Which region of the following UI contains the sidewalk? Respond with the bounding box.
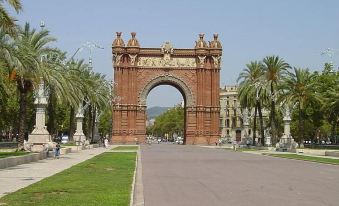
[201,144,339,159]
[242,150,339,159]
[0,147,109,198]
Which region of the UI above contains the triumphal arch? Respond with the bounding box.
[111,32,222,145]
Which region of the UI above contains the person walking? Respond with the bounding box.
[55,143,61,159]
[232,140,237,151]
[104,138,109,148]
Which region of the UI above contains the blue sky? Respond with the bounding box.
[10,0,339,107]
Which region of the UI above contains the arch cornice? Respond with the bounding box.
[138,74,195,107]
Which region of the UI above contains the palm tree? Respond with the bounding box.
[43,51,85,138]
[237,61,265,145]
[279,67,320,143]
[319,70,339,142]
[60,59,110,142]
[44,58,89,141]
[11,23,56,149]
[0,0,22,36]
[77,66,110,142]
[325,84,339,142]
[0,29,12,100]
[262,56,290,144]
[0,29,19,140]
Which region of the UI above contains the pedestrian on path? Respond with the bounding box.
[104,138,109,148]
[232,140,237,151]
[55,143,61,159]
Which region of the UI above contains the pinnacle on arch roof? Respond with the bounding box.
[112,32,125,47]
[195,33,208,49]
[209,33,222,49]
[127,32,140,47]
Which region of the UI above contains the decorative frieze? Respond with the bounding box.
[137,57,196,68]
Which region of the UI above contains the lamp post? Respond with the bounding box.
[40,20,45,30]
[321,48,338,72]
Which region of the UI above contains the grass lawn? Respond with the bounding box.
[237,148,261,152]
[265,153,339,165]
[0,152,136,206]
[112,146,139,151]
[61,142,76,146]
[0,151,28,159]
[223,147,262,152]
[304,145,339,150]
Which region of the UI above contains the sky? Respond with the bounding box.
[9,0,339,107]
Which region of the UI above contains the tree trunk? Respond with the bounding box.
[18,90,27,150]
[87,106,93,141]
[298,107,302,144]
[47,91,56,138]
[91,107,96,144]
[253,103,258,145]
[270,83,277,144]
[331,120,336,144]
[258,102,265,146]
[69,107,75,141]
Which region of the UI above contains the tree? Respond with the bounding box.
[262,56,290,144]
[148,106,184,140]
[69,61,110,142]
[44,54,85,138]
[237,61,266,145]
[62,59,88,140]
[0,0,22,36]
[279,67,320,143]
[98,106,112,137]
[11,23,56,149]
[0,29,15,100]
[316,64,339,142]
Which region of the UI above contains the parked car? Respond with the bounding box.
[61,135,69,144]
[176,137,183,144]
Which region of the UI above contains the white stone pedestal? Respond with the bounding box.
[276,106,298,152]
[240,108,250,145]
[73,116,86,146]
[265,136,272,146]
[26,80,55,152]
[73,103,88,146]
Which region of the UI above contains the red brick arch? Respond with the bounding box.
[112,33,222,145]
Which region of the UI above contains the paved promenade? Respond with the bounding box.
[0,147,107,198]
[141,144,339,206]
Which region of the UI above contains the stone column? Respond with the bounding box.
[93,110,101,143]
[264,129,272,146]
[26,80,54,152]
[240,108,250,144]
[73,104,86,146]
[276,105,298,151]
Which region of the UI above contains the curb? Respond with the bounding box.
[0,152,47,169]
[132,148,144,206]
[0,147,73,169]
[130,150,138,206]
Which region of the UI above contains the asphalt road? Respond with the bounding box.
[141,144,339,206]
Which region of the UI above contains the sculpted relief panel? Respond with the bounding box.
[137,57,196,68]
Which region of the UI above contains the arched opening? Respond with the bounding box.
[236,130,241,142]
[145,84,186,144]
